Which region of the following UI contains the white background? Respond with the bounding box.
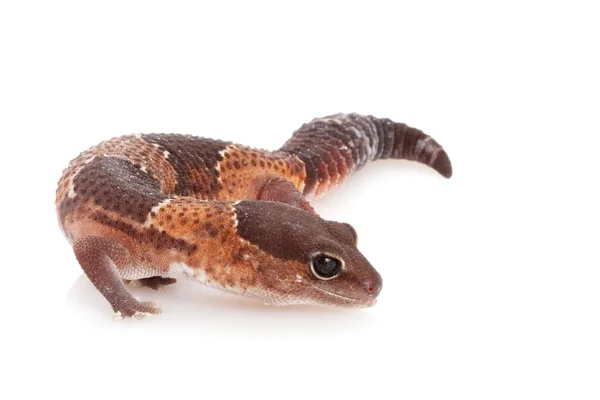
[1,1,598,399]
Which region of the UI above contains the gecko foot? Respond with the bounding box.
[113,299,162,319]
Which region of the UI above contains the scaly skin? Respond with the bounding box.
[56,113,452,318]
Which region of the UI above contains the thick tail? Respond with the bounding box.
[278,113,452,197]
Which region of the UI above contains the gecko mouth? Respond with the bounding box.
[314,287,376,307]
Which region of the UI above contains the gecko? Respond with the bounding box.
[56,113,452,319]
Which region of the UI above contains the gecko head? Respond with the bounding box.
[234,201,382,308]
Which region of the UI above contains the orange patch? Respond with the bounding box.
[216,145,306,200]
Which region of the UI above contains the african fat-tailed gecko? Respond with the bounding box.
[56,113,452,319]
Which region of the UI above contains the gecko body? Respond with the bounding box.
[56,113,452,318]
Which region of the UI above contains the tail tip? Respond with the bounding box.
[432,150,453,178]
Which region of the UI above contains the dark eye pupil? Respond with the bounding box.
[312,255,340,278]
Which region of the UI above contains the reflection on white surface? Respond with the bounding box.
[66,273,374,338]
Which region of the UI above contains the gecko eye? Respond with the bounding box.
[310,253,343,280]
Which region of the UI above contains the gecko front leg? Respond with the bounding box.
[73,236,162,319]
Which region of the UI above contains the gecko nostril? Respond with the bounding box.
[365,282,376,296]
[365,277,382,297]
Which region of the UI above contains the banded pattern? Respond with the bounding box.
[141,134,230,198]
[56,113,451,318]
[279,113,452,196]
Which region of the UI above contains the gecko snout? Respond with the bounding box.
[365,273,383,298]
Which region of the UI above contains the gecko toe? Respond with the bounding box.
[132,311,153,320]
[114,299,163,319]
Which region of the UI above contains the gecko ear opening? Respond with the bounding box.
[342,223,358,246]
[324,221,358,247]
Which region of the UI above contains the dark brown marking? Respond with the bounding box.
[61,156,168,224]
[93,212,197,252]
[235,201,346,262]
[142,134,231,197]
